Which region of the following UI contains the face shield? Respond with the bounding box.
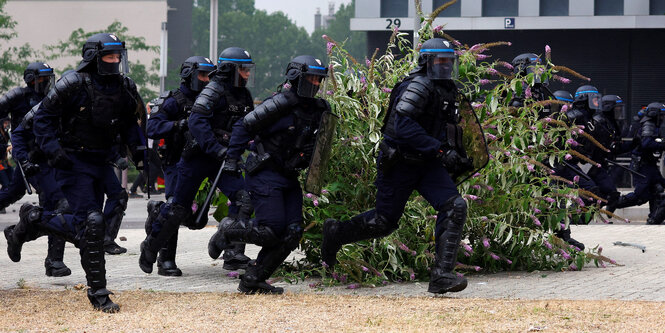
[297,74,326,98]
[190,63,216,91]
[587,93,602,111]
[97,49,129,75]
[35,69,55,93]
[234,63,255,88]
[612,102,625,121]
[425,52,458,80]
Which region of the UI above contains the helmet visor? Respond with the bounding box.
[612,103,625,120]
[190,63,216,91]
[98,50,129,75]
[297,74,325,98]
[234,63,255,87]
[426,54,458,80]
[35,69,55,93]
[587,93,602,111]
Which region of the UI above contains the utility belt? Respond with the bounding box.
[377,141,428,173]
[244,143,301,178]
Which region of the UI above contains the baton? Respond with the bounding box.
[194,160,225,228]
[14,159,33,195]
[613,241,646,253]
[561,161,592,182]
[604,158,646,178]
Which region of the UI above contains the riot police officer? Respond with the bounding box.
[140,47,254,275]
[585,95,625,210]
[209,54,331,294]
[509,53,554,115]
[0,62,55,211]
[5,33,145,313]
[145,55,216,276]
[320,38,473,294]
[607,102,665,224]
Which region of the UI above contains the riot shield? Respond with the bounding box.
[455,95,490,185]
[304,111,339,194]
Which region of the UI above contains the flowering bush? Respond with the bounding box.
[282,1,616,286]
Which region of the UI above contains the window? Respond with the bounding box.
[540,0,569,16]
[434,0,462,17]
[482,0,518,17]
[651,0,665,15]
[594,0,623,15]
[381,0,408,17]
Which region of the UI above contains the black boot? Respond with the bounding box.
[428,196,468,294]
[157,230,182,276]
[321,212,396,268]
[45,236,71,277]
[104,191,128,255]
[5,203,42,262]
[605,194,639,214]
[222,243,251,270]
[139,203,188,274]
[555,228,585,251]
[87,288,119,313]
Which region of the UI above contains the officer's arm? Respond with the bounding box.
[0,88,20,120]
[9,123,29,162]
[33,76,82,156]
[227,118,253,159]
[640,121,665,151]
[189,97,226,158]
[392,113,441,153]
[146,99,177,139]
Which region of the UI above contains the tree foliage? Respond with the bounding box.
[192,0,366,100]
[0,0,38,93]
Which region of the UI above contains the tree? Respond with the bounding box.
[311,1,366,65]
[0,0,38,93]
[43,21,160,101]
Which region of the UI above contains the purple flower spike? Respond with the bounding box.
[283,83,292,89]
[322,261,329,268]
[474,266,482,272]
[382,280,389,285]
[409,273,416,280]
[487,68,499,75]
[566,138,579,147]
[565,153,573,160]
[321,189,328,194]
[361,266,369,272]
[486,186,494,191]
[481,216,488,221]
[543,240,553,250]
[545,45,551,54]
[534,208,542,214]
[472,185,481,190]
[482,238,490,249]
[326,42,335,54]
[456,272,465,278]
[505,259,513,265]
[559,249,571,260]
[476,54,489,60]
[609,259,617,265]
[411,250,417,256]
[227,271,240,278]
[561,104,569,113]
[545,197,556,203]
[473,172,481,178]
[527,164,535,172]
[308,283,318,288]
[465,194,479,201]
[525,86,532,99]
[486,133,497,140]
[365,58,371,67]
[569,263,578,271]
[462,243,473,253]
[347,283,360,289]
[490,253,500,260]
[479,79,491,85]
[313,199,319,207]
[573,175,580,183]
[532,217,541,226]
[381,87,392,93]
[326,90,334,95]
[306,193,314,199]
[433,25,443,34]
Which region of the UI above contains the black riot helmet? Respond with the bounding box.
[217,47,254,87]
[417,38,458,80]
[645,102,665,120]
[512,53,547,84]
[553,90,573,103]
[76,33,129,75]
[601,95,625,121]
[180,56,216,92]
[285,55,328,98]
[23,62,55,93]
[574,85,602,112]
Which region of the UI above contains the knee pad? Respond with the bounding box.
[235,189,254,219]
[283,223,303,251]
[55,198,70,214]
[442,195,467,228]
[169,203,192,225]
[359,213,398,238]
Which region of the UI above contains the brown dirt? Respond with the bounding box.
[0,289,662,332]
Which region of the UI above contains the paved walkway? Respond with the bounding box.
[1,194,664,301]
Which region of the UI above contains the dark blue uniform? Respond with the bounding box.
[140,77,253,274]
[0,87,45,209]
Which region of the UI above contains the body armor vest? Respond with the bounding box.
[209,88,253,146]
[61,74,126,150]
[260,100,326,173]
[157,89,193,166]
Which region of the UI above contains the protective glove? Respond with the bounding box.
[20,160,40,177]
[173,118,188,133]
[215,147,228,162]
[113,157,129,170]
[48,149,73,170]
[221,157,243,177]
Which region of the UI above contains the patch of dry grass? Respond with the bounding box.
[1,289,663,332]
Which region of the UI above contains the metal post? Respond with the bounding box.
[159,21,168,94]
[209,0,218,61]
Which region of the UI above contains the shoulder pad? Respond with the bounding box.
[18,106,38,130]
[394,75,433,118]
[123,75,137,92]
[0,87,26,108]
[315,98,331,112]
[565,109,585,124]
[191,81,225,115]
[150,90,174,115]
[42,73,86,107]
[641,119,657,137]
[243,91,298,133]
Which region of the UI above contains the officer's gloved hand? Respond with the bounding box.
[173,119,188,133]
[222,157,242,177]
[20,160,40,177]
[437,145,464,175]
[113,157,129,170]
[49,149,73,170]
[215,147,228,162]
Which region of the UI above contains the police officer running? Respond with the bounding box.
[144,55,216,276]
[321,38,474,294]
[140,47,254,275]
[5,33,146,313]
